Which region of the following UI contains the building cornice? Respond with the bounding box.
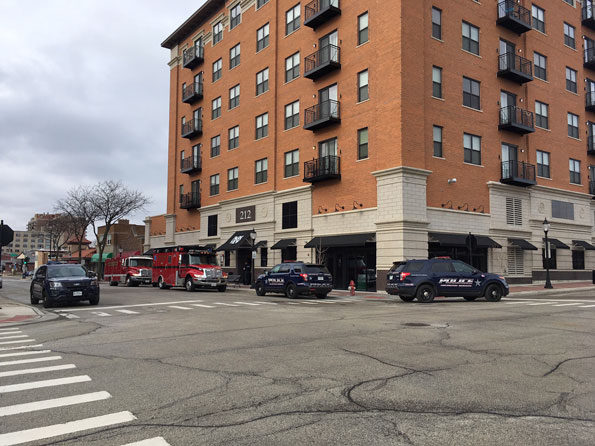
[371,166,432,179]
[487,181,591,200]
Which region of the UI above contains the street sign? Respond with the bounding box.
[0,221,14,246]
[252,250,257,259]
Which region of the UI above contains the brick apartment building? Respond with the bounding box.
[146,0,595,289]
[98,219,145,257]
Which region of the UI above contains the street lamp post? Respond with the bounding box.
[249,229,257,286]
[543,218,553,289]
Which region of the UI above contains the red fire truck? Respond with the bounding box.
[152,245,227,292]
[105,252,153,287]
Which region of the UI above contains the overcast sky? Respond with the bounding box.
[0,0,205,231]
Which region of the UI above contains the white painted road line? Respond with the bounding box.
[0,364,76,378]
[0,391,112,417]
[504,302,529,305]
[91,312,112,317]
[300,302,318,305]
[213,302,240,307]
[64,314,80,319]
[0,410,137,445]
[0,328,21,332]
[503,297,595,303]
[285,302,300,305]
[0,335,28,340]
[0,375,91,393]
[121,437,171,446]
[253,301,278,305]
[54,300,205,312]
[579,304,595,308]
[168,306,193,310]
[527,302,556,306]
[0,344,44,352]
[553,303,583,307]
[233,302,261,306]
[0,356,62,366]
[0,339,36,345]
[0,350,51,359]
[115,309,140,315]
[191,304,216,308]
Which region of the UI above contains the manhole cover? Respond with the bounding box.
[402,322,431,327]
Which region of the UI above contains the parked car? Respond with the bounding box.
[30,263,99,308]
[254,262,333,298]
[386,258,509,303]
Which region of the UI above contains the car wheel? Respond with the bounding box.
[463,296,477,302]
[185,277,195,292]
[416,284,435,303]
[217,286,227,292]
[315,293,328,299]
[42,290,54,309]
[125,276,133,287]
[30,290,39,305]
[158,277,168,290]
[255,282,266,296]
[109,280,118,286]
[485,284,503,302]
[285,283,298,299]
[399,295,415,302]
[89,295,99,305]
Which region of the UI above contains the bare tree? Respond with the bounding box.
[45,215,75,260]
[56,186,96,264]
[89,181,149,279]
[314,239,328,266]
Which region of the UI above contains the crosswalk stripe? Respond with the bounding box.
[191,304,215,308]
[0,364,76,378]
[285,302,300,305]
[527,302,557,306]
[0,391,111,417]
[115,309,140,314]
[0,328,20,332]
[504,302,528,305]
[213,302,239,307]
[253,301,277,305]
[233,302,260,306]
[553,303,583,307]
[0,350,51,359]
[121,437,171,446]
[300,302,318,305]
[0,344,44,351]
[0,339,36,345]
[0,331,23,334]
[168,306,193,310]
[91,312,111,317]
[0,375,91,393]
[0,335,28,340]
[0,410,136,445]
[53,300,204,312]
[579,304,595,308]
[64,314,80,319]
[0,356,62,366]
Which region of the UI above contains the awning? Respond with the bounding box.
[91,253,113,262]
[428,232,502,249]
[572,240,595,250]
[271,239,296,250]
[509,238,538,251]
[204,244,216,249]
[304,233,375,249]
[216,231,255,251]
[543,238,570,249]
[254,241,267,249]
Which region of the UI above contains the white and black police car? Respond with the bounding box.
[254,262,333,299]
[386,258,509,303]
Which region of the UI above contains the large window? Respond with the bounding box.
[535,101,549,129]
[230,43,240,69]
[462,76,480,110]
[566,67,577,93]
[285,52,300,82]
[212,58,222,82]
[257,23,270,51]
[210,174,219,196]
[568,112,579,138]
[228,167,239,191]
[228,125,239,150]
[569,158,581,184]
[462,21,479,55]
[255,113,269,139]
[572,250,585,270]
[282,201,298,229]
[536,150,550,178]
[284,149,299,178]
[532,4,545,33]
[463,133,481,165]
[433,125,443,157]
[230,4,241,30]
[358,12,369,44]
[211,97,221,119]
[432,7,442,39]
[256,68,269,95]
[358,128,369,160]
[432,66,442,98]
[285,100,300,130]
[229,84,240,109]
[255,158,268,184]
[286,4,300,35]
[207,215,218,237]
[213,21,223,44]
[564,22,575,49]
[358,69,369,102]
[210,135,220,157]
[534,52,547,81]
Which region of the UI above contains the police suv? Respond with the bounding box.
[254,262,333,298]
[385,258,509,303]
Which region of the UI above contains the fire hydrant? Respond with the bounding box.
[349,280,356,296]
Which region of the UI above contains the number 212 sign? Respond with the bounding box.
[236,205,255,223]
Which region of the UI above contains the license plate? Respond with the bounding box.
[318,276,324,281]
[73,291,83,296]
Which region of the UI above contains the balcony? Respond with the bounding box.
[303,155,341,183]
[497,53,533,84]
[182,82,203,104]
[304,100,340,131]
[304,45,341,80]
[496,1,532,34]
[181,118,202,139]
[180,155,202,174]
[180,192,200,210]
[498,106,535,134]
[585,47,595,70]
[501,160,536,187]
[588,136,595,155]
[304,0,341,29]
[587,92,595,112]
[182,45,204,69]
[583,2,595,30]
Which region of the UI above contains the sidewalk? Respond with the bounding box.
[0,295,44,325]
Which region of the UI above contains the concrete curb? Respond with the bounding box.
[0,295,60,327]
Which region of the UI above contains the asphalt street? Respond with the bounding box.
[0,277,593,445]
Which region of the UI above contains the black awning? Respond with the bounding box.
[254,240,267,249]
[204,243,216,249]
[572,240,595,250]
[476,236,502,249]
[271,238,296,250]
[509,238,538,251]
[216,231,254,251]
[428,232,502,249]
[543,238,570,249]
[304,233,375,249]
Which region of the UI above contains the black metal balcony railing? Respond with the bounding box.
[501,160,536,187]
[182,45,204,69]
[182,82,203,104]
[497,53,533,84]
[304,0,341,29]
[583,2,595,30]
[181,118,202,139]
[588,136,595,155]
[180,155,202,174]
[587,92,595,112]
[303,155,341,183]
[304,44,341,80]
[585,47,595,69]
[590,181,595,196]
[499,105,535,134]
[304,99,341,130]
[496,0,532,34]
[180,192,201,210]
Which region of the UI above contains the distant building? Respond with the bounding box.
[97,219,145,257]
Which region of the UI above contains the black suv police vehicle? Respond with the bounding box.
[30,263,100,308]
[386,258,509,303]
[254,262,333,298]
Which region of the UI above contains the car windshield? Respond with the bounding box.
[129,258,152,267]
[189,254,217,265]
[304,265,330,274]
[47,266,87,278]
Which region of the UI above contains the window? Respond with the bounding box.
[285,52,300,82]
[566,67,577,93]
[211,97,221,119]
[212,58,222,82]
[552,200,574,220]
[228,167,239,191]
[257,0,269,8]
[572,250,585,270]
[207,215,218,237]
[534,52,547,81]
[229,84,240,109]
[285,100,300,129]
[285,149,299,178]
[230,4,241,30]
[569,158,581,184]
[358,128,368,160]
[358,12,369,44]
[282,201,298,229]
[506,197,523,226]
[463,133,481,165]
[433,125,443,157]
[507,247,524,276]
[286,4,300,35]
[536,150,550,178]
[462,77,480,110]
[462,21,479,55]
[255,113,269,139]
[257,23,270,51]
[260,247,268,267]
[256,68,269,95]
[532,4,545,33]
[432,66,442,98]
[358,69,369,102]
[535,101,549,129]
[563,0,574,5]
[229,125,239,149]
[210,174,219,196]
[211,135,221,157]
[432,7,442,39]
[568,112,579,138]
[230,43,240,68]
[213,21,223,44]
[564,23,575,49]
[255,158,268,184]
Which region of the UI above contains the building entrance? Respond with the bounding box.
[325,245,376,291]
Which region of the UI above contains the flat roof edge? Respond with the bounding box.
[161,0,224,49]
